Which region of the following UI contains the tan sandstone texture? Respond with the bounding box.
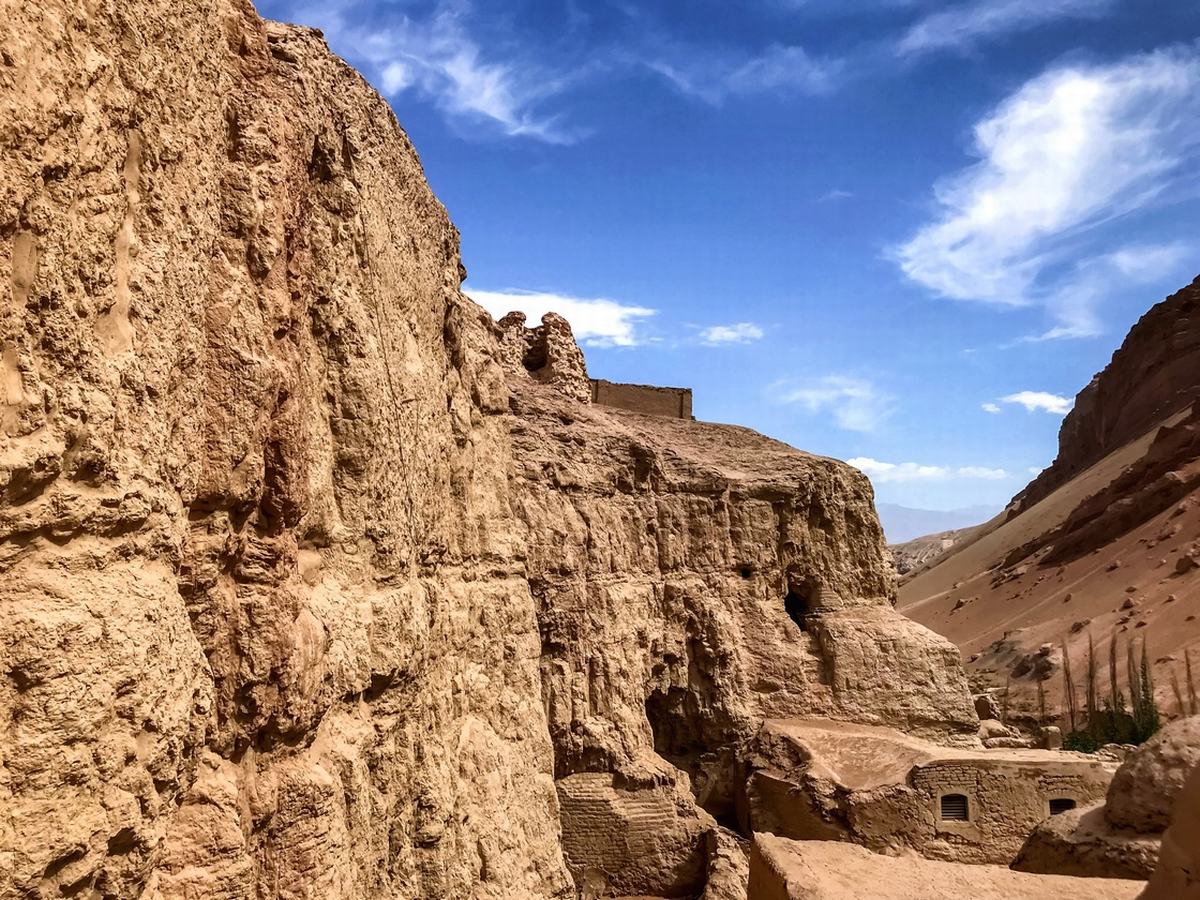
[1015,716,1200,879]
[1141,761,1200,900]
[1106,715,1200,832]
[742,719,1115,865]
[0,0,982,896]
[747,834,1145,900]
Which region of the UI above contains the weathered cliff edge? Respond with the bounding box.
[0,0,974,896]
[1014,277,1200,516]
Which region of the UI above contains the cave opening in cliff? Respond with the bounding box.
[522,335,548,374]
[785,587,811,631]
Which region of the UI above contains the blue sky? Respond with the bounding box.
[260,0,1200,511]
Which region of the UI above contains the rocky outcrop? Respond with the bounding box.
[1013,803,1161,880]
[1106,714,1200,832]
[748,833,1145,900]
[0,0,981,895]
[497,311,591,405]
[1015,277,1200,515]
[509,379,978,891]
[1014,717,1200,880]
[891,527,975,577]
[1,1,568,895]
[898,279,1200,722]
[1141,760,1200,900]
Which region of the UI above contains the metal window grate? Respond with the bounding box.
[940,794,969,821]
[1049,798,1077,815]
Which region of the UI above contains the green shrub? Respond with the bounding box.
[1063,730,1099,753]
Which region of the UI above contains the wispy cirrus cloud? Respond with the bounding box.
[290,1,577,142]
[849,457,1010,483]
[1032,241,1193,340]
[893,47,1200,335]
[699,322,765,345]
[648,43,840,103]
[897,0,1119,58]
[775,375,892,433]
[467,287,655,347]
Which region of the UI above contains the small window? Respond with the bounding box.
[1049,798,1076,815]
[940,794,969,821]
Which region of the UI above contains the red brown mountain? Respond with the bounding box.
[900,277,1200,722]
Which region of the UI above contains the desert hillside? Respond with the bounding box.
[900,278,1200,720]
[892,523,988,576]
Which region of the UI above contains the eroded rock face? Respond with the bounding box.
[1015,277,1200,515]
[1,1,568,895]
[0,0,979,895]
[1141,761,1200,900]
[1107,716,1200,833]
[510,380,977,890]
[497,311,591,405]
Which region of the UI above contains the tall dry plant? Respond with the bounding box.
[1061,635,1079,733]
[1086,632,1098,735]
[1171,667,1187,717]
[1108,631,1124,734]
[1135,639,1160,741]
[1187,649,1198,716]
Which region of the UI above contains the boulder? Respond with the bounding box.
[1014,802,1160,880]
[1140,761,1200,900]
[1106,716,1200,833]
[979,718,1018,740]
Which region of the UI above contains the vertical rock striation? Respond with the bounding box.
[1,1,568,895]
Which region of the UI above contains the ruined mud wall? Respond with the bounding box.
[590,379,694,419]
[0,1,569,896]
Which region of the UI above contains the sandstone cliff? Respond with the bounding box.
[0,0,977,896]
[2,2,567,895]
[1015,277,1200,515]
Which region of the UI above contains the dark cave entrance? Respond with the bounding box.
[784,586,811,631]
[522,335,548,373]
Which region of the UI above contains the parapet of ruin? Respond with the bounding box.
[590,378,694,419]
[496,310,695,419]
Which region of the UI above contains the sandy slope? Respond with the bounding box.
[899,402,1200,719]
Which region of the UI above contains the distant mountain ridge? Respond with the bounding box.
[876,502,998,543]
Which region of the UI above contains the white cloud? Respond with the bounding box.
[819,189,855,202]
[649,43,838,103]
[898,0,1118,58]
[295,2,574,142]
[892,48,1200,322]
[1028,466,1044,475]
[699,322,765,345]
[998,391,1074,414]
[849,457,1010,483]
[1032,241,1193,341]
[981,402,1001,413]
[467,288,655,347]
[775,376,892,433]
